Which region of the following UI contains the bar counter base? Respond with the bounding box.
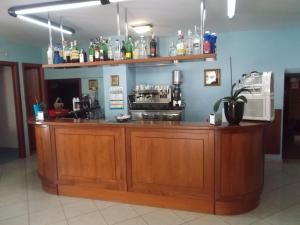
[30,119,267,215]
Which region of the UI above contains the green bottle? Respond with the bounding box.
[88,41,95,62]
[125,36,133,59]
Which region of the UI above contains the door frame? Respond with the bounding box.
[22,63,45,155]
[282,73,300,159]
[0,61,26,158]
[22,63,46,113]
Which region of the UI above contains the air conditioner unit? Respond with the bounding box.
[238,71,275,121]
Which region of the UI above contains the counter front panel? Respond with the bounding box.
[29,119,267,215]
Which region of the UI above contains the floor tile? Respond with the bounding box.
[264,203,300,225]
[93,199,117,210]
[186,215,229,225]
[115,217,147,225]
[172,209,205,222]
[218,212,259,225]
[101,204,139,225]
[0,215,28,225]
[68,211,107,225]
[250,201,281,219]
[28,195,61,213]
[130,204,159,215]
[48,220,69,225]
[142,209,184,225]
[0,201,28,221]
[29,206,66,225]
[62,199,98,219]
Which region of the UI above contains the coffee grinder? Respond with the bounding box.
[172,70,183,109]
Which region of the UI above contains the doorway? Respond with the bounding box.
[46,78,82,111]
[0,61,25,160]
[22,63,45,155]
[283,73,300,159]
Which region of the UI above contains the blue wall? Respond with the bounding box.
[135,27,300,122]
[0,38,43,155]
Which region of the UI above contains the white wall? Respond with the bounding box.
[0,66,18,149]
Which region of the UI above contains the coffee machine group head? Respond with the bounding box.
[172,70,183,109]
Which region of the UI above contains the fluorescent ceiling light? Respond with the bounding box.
[17,15,74,35]
[132,25,153,34]
[10,0,129,16]
[227,0,236,19]
[15,1,101,15]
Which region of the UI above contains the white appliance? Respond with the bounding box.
[238,71,275,121]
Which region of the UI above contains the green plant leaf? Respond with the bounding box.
[213,96,233,112]
[236,95,248,103]
[231,83,236,97]
[233,87,251,99]
[213,99,223,112]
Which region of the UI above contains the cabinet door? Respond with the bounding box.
[35,125,57,193]
[126,128,214,199]
[55,127,126,190]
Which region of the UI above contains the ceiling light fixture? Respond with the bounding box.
[227,0,236,19]
[8,0,127,16]
[132,24,153,34]
[17,15,74,35]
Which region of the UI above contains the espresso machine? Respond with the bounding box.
[128,71,184,121]
[172,70,183,109]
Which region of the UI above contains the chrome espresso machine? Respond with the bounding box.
[129,70,185,121]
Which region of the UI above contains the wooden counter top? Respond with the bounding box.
[28,118,268,130]
[31,118,267,215]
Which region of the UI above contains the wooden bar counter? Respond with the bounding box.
[28,118,267,215]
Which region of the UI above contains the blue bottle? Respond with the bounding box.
[210,33,217,53]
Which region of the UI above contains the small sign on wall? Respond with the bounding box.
[88,79,98,90]
[111,75,119,86]
[109,86,124,109]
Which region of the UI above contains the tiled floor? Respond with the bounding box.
[0,156,299,225]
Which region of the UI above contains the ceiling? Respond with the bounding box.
[1,0,300,47]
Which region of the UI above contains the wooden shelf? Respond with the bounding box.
[42,54,216,69]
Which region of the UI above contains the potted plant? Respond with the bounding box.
[213,83,249,125]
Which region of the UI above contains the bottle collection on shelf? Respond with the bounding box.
[47,27,217,65]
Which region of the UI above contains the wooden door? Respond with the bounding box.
[22,64,45,155]
[126,128,215,200]
[55,127,126,191]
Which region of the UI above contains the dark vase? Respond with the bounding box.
[224,101,244,125]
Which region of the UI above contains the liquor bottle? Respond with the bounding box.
[121,40,126,60]
[79,49,84,63]
[150,33,157,57]
[107,37,113,60]
[133,41,140,59]
[125,36,133,60]
[169,41,177,57]
[99,36,105,61]
[72,40,80,63]
[69,41,74,62]
[185,29,193,55]
[65,42,71,63]
[192,25,201,55]
[203,31,211,54]
[62,41,68,63]
[94,41,100,61]
[176,30,185,56]
[47,44,53,64]
[139,36,147,59]
[88,41,94,62]
[113,39,121,60]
